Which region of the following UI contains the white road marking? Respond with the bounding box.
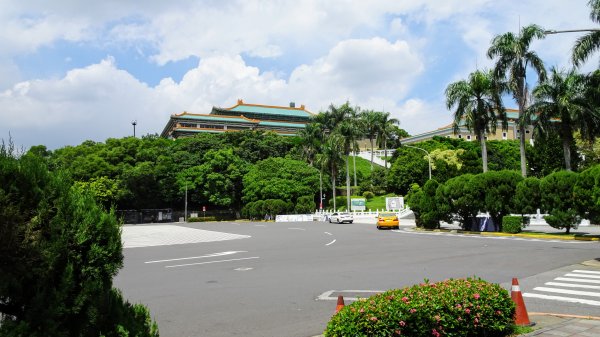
[324,232,333,236]
[523,293,600,306]
[545,282,600,290]
[288,227,306,231]
[565,273,600,279]
[165,257,260,268]
[325,239,336,246]
[317,290,384,301]
[255,225,266,227]
[234,267,253,271]
[573,270,600,275]
[122,225,251,248]
[533,287,600,297]
[555,277,600,284]
[145,251,247,264]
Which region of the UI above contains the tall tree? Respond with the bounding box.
[375,111,400,169]
[572,0,600,67]
[528,67,600,171]
[322,133,345,210]
[488,24,547,177]
[445,69,507,172]
[360,110,380,171]
[336,117,362,211]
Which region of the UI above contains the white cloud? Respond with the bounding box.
[0,57,165,148]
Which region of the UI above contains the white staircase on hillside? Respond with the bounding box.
[352,150,396,167]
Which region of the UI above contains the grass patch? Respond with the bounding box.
[365,194,401,211]
[348,155,375,178]
[511,325,535,335]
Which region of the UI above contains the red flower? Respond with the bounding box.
[473,293,480,300]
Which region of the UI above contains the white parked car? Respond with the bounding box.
[328,212,354,224]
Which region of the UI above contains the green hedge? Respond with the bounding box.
[188,216,217,222]
[325,277,515,337]
[502,216,522,233]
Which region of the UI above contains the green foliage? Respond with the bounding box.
[574,165,600,223]
[502,216,523,233]
[0,147,158,336]
[243,157,320,203]
[178,148,249,210]
[188,216,217,222]
[513,177,541,215]
[435,174,477,230]
[74,176,126,208]
[541,170,581,234]
[469,170,523,231]
[388,148,429,195]
[324,277,515,337]
[329,196,348,210]
[295,195,316,214]
[406,180,443,229]
[362,191,375,200]
[528,128,580,177]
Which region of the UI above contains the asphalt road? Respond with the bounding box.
[114,221,600,337]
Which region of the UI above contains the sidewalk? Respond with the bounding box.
[523,314,600,336]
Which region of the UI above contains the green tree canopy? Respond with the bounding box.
[242,157,320,204]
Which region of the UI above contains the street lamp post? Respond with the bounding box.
[131,120,137,137]
[544,28,600,35]
[402,144,432,180]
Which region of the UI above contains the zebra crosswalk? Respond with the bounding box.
[523,269,600,306]
[122,225,251,248]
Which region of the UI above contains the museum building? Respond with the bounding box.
[161,99,313,138]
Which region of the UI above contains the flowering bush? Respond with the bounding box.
[324,277,515,337]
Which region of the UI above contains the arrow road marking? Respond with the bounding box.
[145,251,247,264]
[166,257,260,268]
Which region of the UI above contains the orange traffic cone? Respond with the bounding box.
[335,295,345,314]
[511,278,533,326]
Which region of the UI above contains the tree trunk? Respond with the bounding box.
[480,131,488,173]
[353,153,357,187]
[346,156,351,211]
[518,79,528,177]
[332,167,337,211]
[562,125,573,171]
[384,138,388,170]
[519,125,527,177]
[369,137,374,171]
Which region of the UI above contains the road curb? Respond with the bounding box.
[412,228,600,241]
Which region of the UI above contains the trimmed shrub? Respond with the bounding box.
[363,191,375,200]
[325,277,515,337]
[188,216,217,222]
[295,195,316,214]
[502,216,522,233]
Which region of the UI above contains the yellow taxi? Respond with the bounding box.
[376,212,399,229]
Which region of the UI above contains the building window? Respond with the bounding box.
[484,136,488,140]
[502,132,507,140]
[458,134,462,139]
[466,135,472,141]
[526,130,530,134]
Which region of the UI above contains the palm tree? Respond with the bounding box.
[360,110,380,171]
[527,67,600,170]
[375,111,400,169]
[445,69,507,172]
[573,0,600,67]
[322,133,345,210]
[488,24,547,177]
[336,117,362,211]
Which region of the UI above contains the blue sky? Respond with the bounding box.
[0,0,597,150]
